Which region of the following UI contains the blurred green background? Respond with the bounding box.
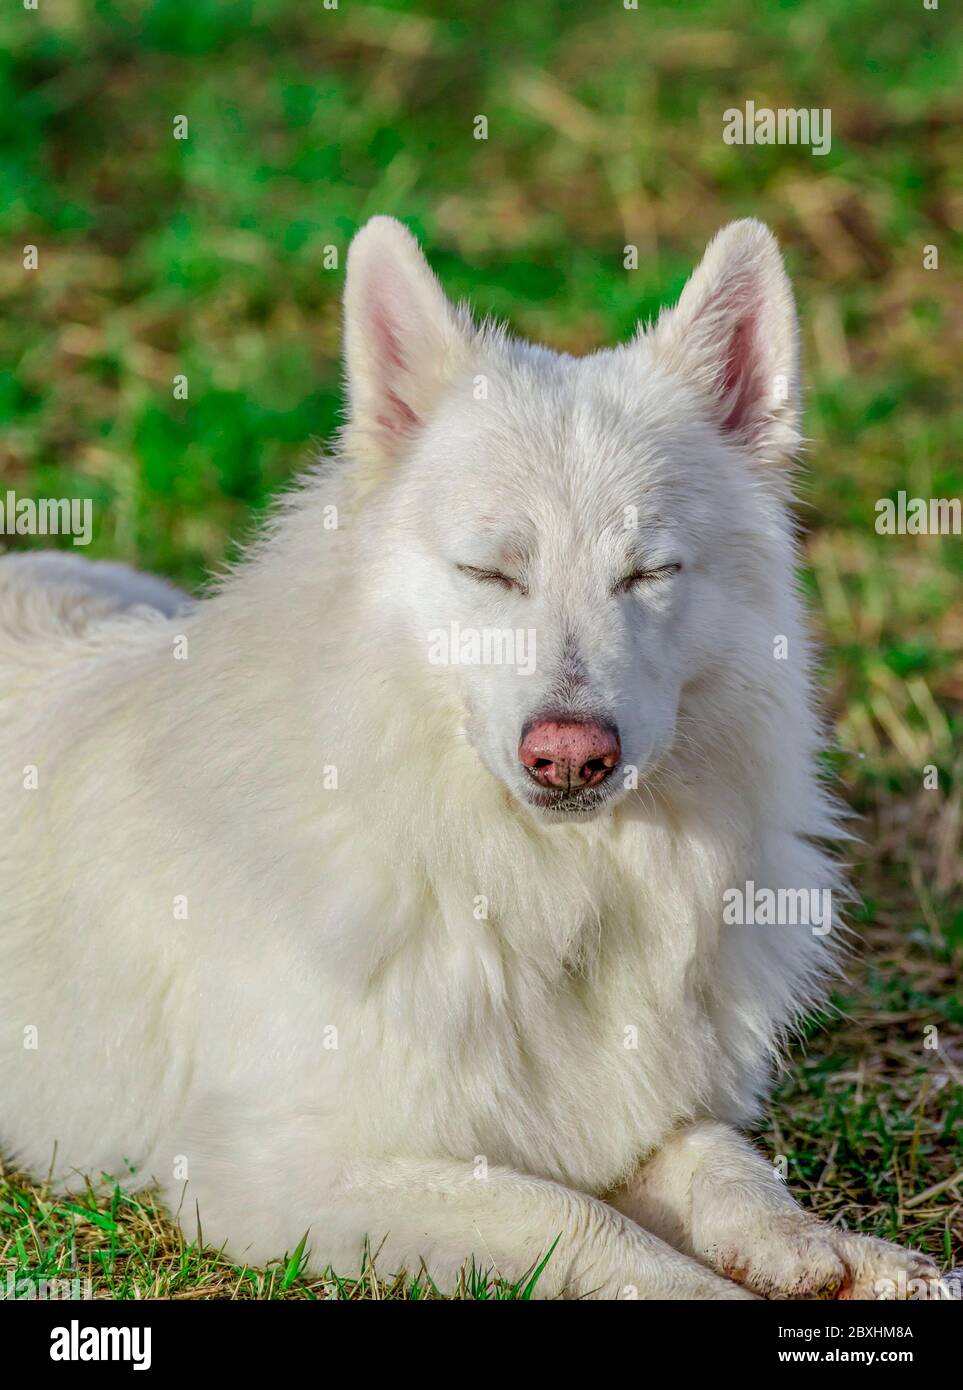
[1,0,961,1292]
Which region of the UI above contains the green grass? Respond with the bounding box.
[1,0,961,1297]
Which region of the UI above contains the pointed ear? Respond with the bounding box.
[342,216,472,472]
[648,220,801,465]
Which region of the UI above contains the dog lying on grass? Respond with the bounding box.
[0,217,941,1298]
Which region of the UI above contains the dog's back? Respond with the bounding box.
[0,553,186,630]
[0,553,196,1179]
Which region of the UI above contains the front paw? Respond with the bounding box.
[709,1211,847,1299]
[832,1230,941,1300]
[706,1214,941,1301]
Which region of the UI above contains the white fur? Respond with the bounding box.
[0,220,937,1299]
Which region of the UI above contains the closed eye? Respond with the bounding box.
[457,563,526,595]
[612,563,682,595]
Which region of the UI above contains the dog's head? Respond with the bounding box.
[341,217,802,821]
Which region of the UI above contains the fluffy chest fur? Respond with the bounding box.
[181,784,759,1195]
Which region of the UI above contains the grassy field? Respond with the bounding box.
[1,0,961,1298]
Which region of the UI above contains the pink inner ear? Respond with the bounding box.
[371,299,406,371]
[368,292,422,436]
[376,392,420,436]
[720,307,766,437]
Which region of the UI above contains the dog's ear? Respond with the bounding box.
[648,220,801,466]
[342,217,472,474]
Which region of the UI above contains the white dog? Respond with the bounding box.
[0,218,939,1299]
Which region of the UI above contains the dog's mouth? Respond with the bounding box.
[520,778,618,818]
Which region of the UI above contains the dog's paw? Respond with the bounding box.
[706,1214,940,1301]
[832,1230,941,1301]
[709,1212,847,1299]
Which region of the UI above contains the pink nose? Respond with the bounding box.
[518,719,621,791]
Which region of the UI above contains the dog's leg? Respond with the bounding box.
[608,1120,940,1299]
[178,1149,754,1299]
[324,1158,763,1299]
